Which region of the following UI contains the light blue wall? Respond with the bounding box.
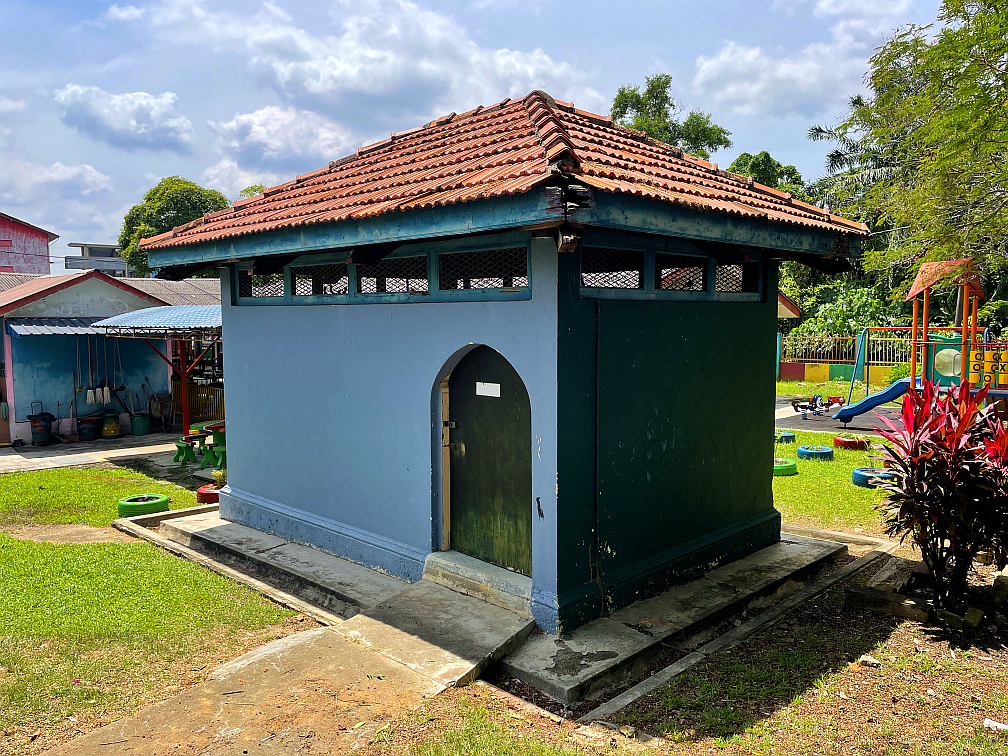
[218,237,561,630]
[9,333,169,423]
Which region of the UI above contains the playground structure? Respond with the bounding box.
[834,259,1008,425]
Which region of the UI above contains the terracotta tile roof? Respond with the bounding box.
[0,271,168,316]
[142,91,867,252]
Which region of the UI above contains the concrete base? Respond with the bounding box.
[423,550,532,617]
[160,511,407,618]
[500,534,846,704]
[336,580,535,689]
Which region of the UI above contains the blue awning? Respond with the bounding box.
[94,305,222,338]
[6,317,105,336]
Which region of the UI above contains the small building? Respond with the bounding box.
[141,91,866,632]
[66,242,132,277]
[0,212,56,275]
[0,271,173,444]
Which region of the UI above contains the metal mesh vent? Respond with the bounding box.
[292,264,349,296]
[238,271,284,298]
[438,247,528,290]
[715,262,760,293]
[358,256,429,294]
[656,254,706,291]
[580,247,645,289]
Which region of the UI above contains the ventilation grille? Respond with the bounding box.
[439,247,528,290]
[358,256,429,294]
[715,262,760,294]
[656,254,706,292]
[292,264,349,296]
[238,271,284,298]
[580,247,645,289]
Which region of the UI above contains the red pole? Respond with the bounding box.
[179,340,190,435]
[922,286,930,382]
[911,297,919,389]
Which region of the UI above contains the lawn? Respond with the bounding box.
[0,465,198,528]
[773,429,889,537]
[0,465,306,754]
[611,566,1008,756]
[777,379,888,399]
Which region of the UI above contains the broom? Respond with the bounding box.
[103,337,111,405]
[86,336,95,405]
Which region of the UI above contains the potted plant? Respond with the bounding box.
[834,432,872,451]
[197,469,226,504]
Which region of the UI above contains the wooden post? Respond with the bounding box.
[179,340,190,436]
[911,297,919,389]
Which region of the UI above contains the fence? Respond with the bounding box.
[781,335,912,367]
[171,380,225,423]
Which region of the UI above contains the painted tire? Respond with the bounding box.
[773,458,798,476]
[117,493,170,518]
[797,444,834,461]
[852,468,894,488]
[196,484,220,504]
[775,431,796,444]
[834,436,871,451]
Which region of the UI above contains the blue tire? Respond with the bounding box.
[796,444,834,461]
[852,467,894,488]
[775,431,796,444]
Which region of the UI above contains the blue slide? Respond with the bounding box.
[832,378,911,424]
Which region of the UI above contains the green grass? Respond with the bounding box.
[0,466,198,528]
[0,534,293,743]
[776,379,888,398]
[773,429,888,535]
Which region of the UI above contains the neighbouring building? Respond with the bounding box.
[66,242,132,276]
[0,212,56,275]
[140,91,867,633]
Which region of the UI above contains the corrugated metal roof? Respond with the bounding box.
[122,277,221,305]
[141,91,867,253]
[0,272,40,292]
[95,305,221,332]
[6,317,105,336]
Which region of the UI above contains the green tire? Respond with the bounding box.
[773,458,798,476]
[117,493,170,518]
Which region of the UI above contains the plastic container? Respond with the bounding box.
[131,415,150,436]
[101,412,121,438]
[27,402,55,445]
[77,416,102,441]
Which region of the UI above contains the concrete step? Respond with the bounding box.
[160,512,407,618]
[335,580,535,689]
[423,549,532,617]
[500,534,847,704]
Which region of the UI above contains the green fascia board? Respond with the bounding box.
[148,184,859,269]
[575,192,858,257]
[147,188,565,269]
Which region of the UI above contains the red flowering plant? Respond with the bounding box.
[874,379,1000,606]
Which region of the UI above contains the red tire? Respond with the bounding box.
[196,484,220,504]
[834,436,871,451]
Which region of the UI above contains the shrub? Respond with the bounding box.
[886,363,910,384]
[212,469,227,488]
[875,380,1008,605]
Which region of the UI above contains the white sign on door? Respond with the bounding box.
[476,382,501,397]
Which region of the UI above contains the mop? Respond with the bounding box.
[103,337,111,405]
[86,336,95,405]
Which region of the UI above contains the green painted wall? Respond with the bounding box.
[556,248,781,629]
[829,363,855,382]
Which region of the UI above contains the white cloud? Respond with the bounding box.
[694,0,911,119]
[201,158,283,199]
[0,160,112,202]
[107,4,145,20]
[115,0,604,126]
[54,84,194,152]
[0,98,26,113]
[209,106,354,168]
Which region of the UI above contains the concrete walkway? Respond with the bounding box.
[0,433,177,473]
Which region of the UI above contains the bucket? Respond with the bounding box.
[27,402,55,446]
[101,413,121,438]
[77,416,102,441]
[131,415,150,436]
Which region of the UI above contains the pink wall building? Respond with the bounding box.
[0,212,56,275]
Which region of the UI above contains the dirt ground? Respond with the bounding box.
[0,523,137,544]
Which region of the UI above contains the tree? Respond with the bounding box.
[611,74,733,159]
[728,151,809,200]
[239,184,266,199]
[119,177,229,276]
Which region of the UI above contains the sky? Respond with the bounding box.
[0,0,941,272]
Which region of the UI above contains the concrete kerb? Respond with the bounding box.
[577,545,897,724]
[113,505,344,626]
[782,522,892,548]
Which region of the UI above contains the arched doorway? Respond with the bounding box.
[443,345,532,576]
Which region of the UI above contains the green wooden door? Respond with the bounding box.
[448,346,532,576]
